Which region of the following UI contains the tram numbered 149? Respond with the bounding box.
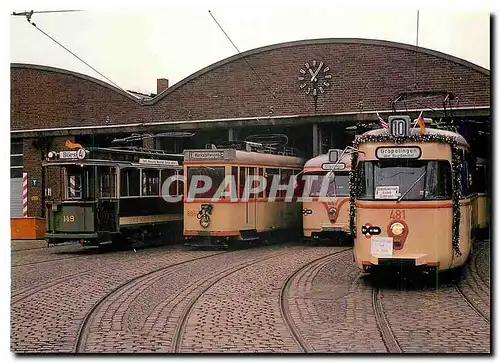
[43,143,184,247]
[346,115,478,274]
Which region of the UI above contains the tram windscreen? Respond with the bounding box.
[305,172,350,197]
[64,166,95,200]
[356,160,452,201]
[186,166,225,199]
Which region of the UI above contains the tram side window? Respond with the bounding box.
[475,164,488,193]
[279,169,292,198]
[248,167,259,198]
[120,168,140,197]
[186,166,225,199]
[143,169,160,196]
[466,153,476,195]
[458,149,475,198]
[98,167,116,198]
[356,162,373,199]
[161,169,181,197]
[265,168,280,198]
[293,169,305,198]
[231,167,238,198]
[258,168,265,198]
[238,167,246,199]
[424,161,452,199]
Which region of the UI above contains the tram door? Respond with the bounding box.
[243,167,257,230]
[247,168,258,229]
[96,166,118,232]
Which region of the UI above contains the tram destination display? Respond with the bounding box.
[376,146,421,159]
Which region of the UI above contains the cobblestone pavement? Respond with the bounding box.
[375,242,490,353]
[11,245,225,352]
[11,241,490,353]
[287,250,387,353]
[78,244,303,353]
[177,246,347,353]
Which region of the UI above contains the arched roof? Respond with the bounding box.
[10,63,142,103]
[147,38,490,105]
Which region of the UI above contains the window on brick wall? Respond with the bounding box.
[10,140,23,178]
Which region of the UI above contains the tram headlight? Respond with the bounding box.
[328,207,337,216]
[47,151,55,159]
[390,222,405,236]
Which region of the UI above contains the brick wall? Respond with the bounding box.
[23,137,75,217]
[11,40,490,132]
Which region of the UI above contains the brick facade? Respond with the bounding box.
[11,39,490,132]
[11,39,490,218]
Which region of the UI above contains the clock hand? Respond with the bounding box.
[308,68,315,78]
[310,61,324,82]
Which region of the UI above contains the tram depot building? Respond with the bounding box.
[10,38,490,226]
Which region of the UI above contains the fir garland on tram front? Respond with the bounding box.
[348,133,462,257]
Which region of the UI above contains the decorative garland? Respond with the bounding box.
[349,133,462,257]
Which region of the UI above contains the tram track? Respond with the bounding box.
[454,284,489,324]
[170,250,296,353]
[11,246,48,253]
[11,270,93,304]
[12,255,89,268]
[73,251,228,352]
[372,287,402,353]
[278,248,352,353]
[454,245,490,324]
[473,242,490,288]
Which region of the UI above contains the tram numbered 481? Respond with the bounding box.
[338,115,486,274]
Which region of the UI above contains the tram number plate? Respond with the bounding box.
[371,237,393,256]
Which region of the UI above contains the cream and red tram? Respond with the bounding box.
[43,144,183,247]
[302,150,352,244]
[350,115,476,274]
[183,144,305,247]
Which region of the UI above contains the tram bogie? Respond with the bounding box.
[43,144,183,247]
[350,115,476,274]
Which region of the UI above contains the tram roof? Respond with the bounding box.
[304,153,352,172]
[184,149,305,167]
[358,127,470,148]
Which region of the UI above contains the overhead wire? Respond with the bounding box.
[12,10,132,95]
[208,10,277,100]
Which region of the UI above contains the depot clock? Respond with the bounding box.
[298,60,332,97]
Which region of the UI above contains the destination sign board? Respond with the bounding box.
[321,162,346,171]
[59,149,87,160]
[185,149,236,161]
[376,147,421,159]
[138,158,179,166]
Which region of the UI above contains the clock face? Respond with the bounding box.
[298,60,332,97]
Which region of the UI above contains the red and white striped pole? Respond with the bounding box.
[69,175,76,198]
[22,172,28,217]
